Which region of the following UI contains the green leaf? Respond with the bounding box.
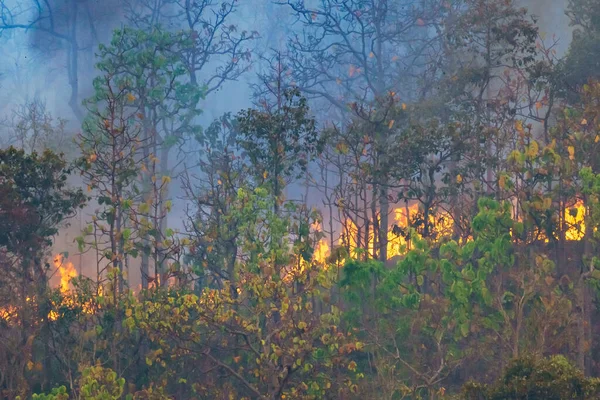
[416,274,424,286]
[460,322,469,337]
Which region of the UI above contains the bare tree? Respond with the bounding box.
[0,0,125,120]
[269,0,450,261]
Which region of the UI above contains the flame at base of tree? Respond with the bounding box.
[313,239,330,265]
[509,197,587,242]
[54,254,77,294]
[0,254,102,324]
[313,200,589,265]
[563,200,586,241]
[314,203,453,263]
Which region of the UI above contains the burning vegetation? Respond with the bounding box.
[3,0,600,399]
[313,200,588,265]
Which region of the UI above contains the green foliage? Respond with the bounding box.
[31,386,69,400]
[236,88,321,196]
[92,26,204,143]
[78,365,125,400]
[7,1,600,399]
[462,355,600,399]
[118,185,361,399]
[0,147,87,251]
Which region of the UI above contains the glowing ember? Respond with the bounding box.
[0,305,18,322]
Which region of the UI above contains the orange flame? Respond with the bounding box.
[313,239,330,265]
[564,200,586,241]
[0,255,99,324]
[510,198,587,242]
[54,254,77,294]
[333,203,453,262]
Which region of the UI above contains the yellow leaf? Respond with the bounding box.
[581,118,588,125]
[217,179,222,185]
[369,51,375,58]
[401,103,407,110]
[127,93,136,102]
[263,171,268,179]
[125,308,132,317]
[515,120,524,133]
[348,361,357,371]
[568,145,575,160]
[336,142,348,154]
[535,101,542,110]
[499,175,506,190]
[543,197,552,209]
[161,176,171,185]
[595,135,600,143]
[527,141,539,158]
[456,174,463,184]
[388,120,395,129]
[27,361,34,371]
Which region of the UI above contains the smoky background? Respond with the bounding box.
[0,0,574,288]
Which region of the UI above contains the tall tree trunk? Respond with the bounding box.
[67,0,83,121]
[576,197,594,374]
[140,119,152,290]
[157,139,170,286]
[379,182,389,262]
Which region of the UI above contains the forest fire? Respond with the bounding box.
[564,200,586,241]
[49,254,78,321]
[313,239,330,265]
[319,203,453,262]
[313,201,588,265]
[0,254,98,324]
[54,253,77,294]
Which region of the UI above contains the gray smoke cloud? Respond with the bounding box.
[0,0,577,287]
